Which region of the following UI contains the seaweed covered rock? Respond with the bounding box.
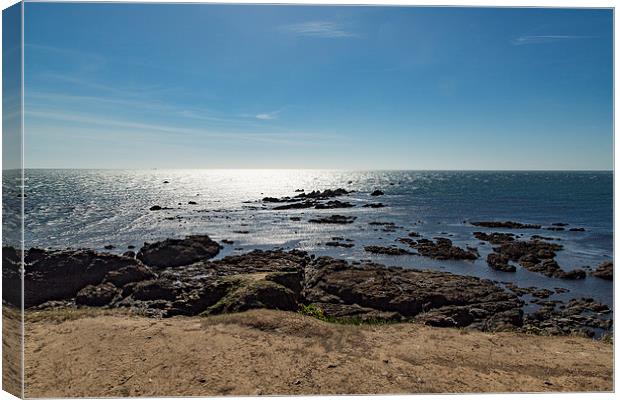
[202,275,298,315]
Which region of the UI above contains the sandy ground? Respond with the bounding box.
[18,307,613,397]
[2,307,22,398]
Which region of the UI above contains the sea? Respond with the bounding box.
[2,169,614,309]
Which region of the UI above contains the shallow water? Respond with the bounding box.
[3,169,614,308]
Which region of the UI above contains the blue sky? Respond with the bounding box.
[23,4,613,169]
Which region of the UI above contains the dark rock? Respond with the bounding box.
[188,201,197,205]
[370,190,384,196]
[130,279,186,302]
[202,277,298,315]
[555,269,586,280]
[104,244,116,250]
[136,235,222,269]
[308,215,356,224]
[103,264,156,287]
[265,271,303,297]
[2,247,22,306]
[546,227,565,231]
[122,251,136,258]
[221,239,234,245]
[76,283,120,307]
[362,203,385,208]
[566,297,611,313]
[149,205,163,211]
[314,200,354,209]
[531,289,554,299]
[523,297,612,336]
[364,246,412,255]
[12,248,148,308]
[591,261,613,280]
[399,238,478,260]
[262,189,351,205]
[302,257,523,329]
[486,253,516,272]
[299,188,351,199]
[569,228,586,232]
[473,232,515,245]
[325,241,354,248]
[470,221,541,229]
[488,239,582,279]
[273,200,316,210]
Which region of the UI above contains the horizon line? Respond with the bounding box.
[3,168,614,172]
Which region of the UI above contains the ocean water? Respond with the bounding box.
[3,169,614,308]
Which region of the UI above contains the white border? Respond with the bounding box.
[0,1,616,400]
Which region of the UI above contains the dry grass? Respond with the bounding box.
[20,307,613,397]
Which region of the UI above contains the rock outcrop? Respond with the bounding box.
[592,262,613,281]
[473,232,515,245]
[364,245,412,255]
[2,247,154,308]
[485,239,585,279]
[136,235,222,269]
[397,238,478,260]
[523,297,612,337]
[308,215,356,224]
[262,188,355,211]
[302,257,523,330]
[4,239,611,336]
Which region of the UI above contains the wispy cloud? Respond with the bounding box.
[255,110,282,120]
[512,35,596,46]
[279,21,358,38]
[26,109,340,146]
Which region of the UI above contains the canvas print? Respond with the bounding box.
[1,2,614,397]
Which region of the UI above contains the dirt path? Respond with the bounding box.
[22,308,612,397]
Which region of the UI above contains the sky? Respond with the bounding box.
[3,2,22,170]
[22,4,613,170]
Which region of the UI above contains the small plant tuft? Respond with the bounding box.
[298,304,395,326]
[298,304,328,320]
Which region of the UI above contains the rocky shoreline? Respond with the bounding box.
[2,231,613,338]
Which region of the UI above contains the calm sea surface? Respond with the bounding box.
[3,169,614,308]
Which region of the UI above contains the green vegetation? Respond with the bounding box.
[297,304,395,326]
